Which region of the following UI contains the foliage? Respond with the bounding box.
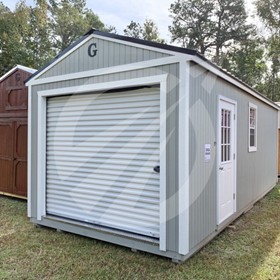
[0,0,113,76]
[169,0,252,64]
[124,19,165,43]
[169,0,215,53]
[256,0,280,101]
[49,0,105,52]
[221,38,267,88]
[256,0,280,32]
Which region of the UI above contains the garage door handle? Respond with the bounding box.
[153,166,160,173]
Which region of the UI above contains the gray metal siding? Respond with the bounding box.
[30,63,180,253]
[189,63,278,250]
[39,37,170,79]
[189,66,217,249]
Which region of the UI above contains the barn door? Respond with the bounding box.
[217,97,236,225]
[0,120,14,194]
[0,119,27,197]
[13,121,27,197]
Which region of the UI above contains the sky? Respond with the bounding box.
[4,0,256,43]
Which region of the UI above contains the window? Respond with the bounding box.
[221,109,231,162]
[249,103,257,152]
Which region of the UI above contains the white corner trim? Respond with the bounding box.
[36,74,168,250]
[27,85,32,218]
[26,56,181,86]
[37,95,47,220]
[178,60,190,255]
[159,76,167,252]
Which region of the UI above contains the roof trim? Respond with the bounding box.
[26,28,278,110]
[0,65,36,83]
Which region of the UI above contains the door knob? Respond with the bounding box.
[219,167,224,170]
[153,166,160,173]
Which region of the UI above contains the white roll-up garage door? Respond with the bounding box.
[46,87,160,238]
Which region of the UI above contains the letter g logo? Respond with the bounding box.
[88,43,98,57]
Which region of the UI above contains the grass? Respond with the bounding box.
[0,186,280,280]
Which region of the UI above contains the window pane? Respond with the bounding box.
[250,128,255,147]
[250,108,255,128]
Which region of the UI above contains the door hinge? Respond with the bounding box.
[233,193,236,200]
[234,114,236,120]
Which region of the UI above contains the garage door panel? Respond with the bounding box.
[47,151,159,162]
[47,112,159,123]
[47,165,159,179]
[47,141,159,149]
[47,157,157,168]
[47,99,159,110]
[47,118,160,127]
[47,91,159,107]
[46,88,160,238]
[47,135,159,143]
[47,177,160,194]
[47,190,159,206]
[47,146,159,156]
[47,107,160,119]
[47,130,159,138]
[47,197,159,218]
[46,206,159,237]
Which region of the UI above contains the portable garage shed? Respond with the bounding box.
[0,65,36,198]
[26,30,278,262]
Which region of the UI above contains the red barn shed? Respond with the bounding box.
[0,65,36,198]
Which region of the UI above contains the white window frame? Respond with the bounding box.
[248,102,257,152]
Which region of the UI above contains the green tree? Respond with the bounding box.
[0,2,13,74]
[124,21,142,39]
[29,0,55,68]
[222,38,267,87]
[0,1,33,75]
[169,0,214,53]
[256,0,280,32]
[169,0,252,64]
[256,0,280,100]
[49,0,106,52]
[124,19,165,43]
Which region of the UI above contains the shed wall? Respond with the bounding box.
[189,63,278,250]
[39,37,170,79]
[30,63,180,253]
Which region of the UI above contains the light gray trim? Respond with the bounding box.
[178,61,190,254]
[31,216,184,261]
[26,56,180,86]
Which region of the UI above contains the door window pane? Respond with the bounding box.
[221,109,231,162]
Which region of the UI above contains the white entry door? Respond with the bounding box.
[217,97,236,225]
